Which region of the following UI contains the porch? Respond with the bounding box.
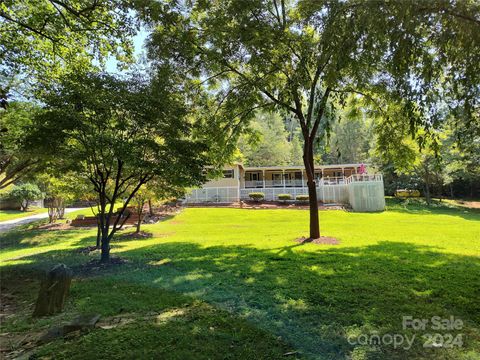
[242,165,361,189]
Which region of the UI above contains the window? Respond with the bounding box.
[223,170,234,178]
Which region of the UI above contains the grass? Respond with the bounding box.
[0,198,479,359]
[0,208,47,222]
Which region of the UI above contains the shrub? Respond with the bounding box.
[395,189,421,198]
[296,195,309,202]
[248,192,265,202]
[277,194,292,201]
[7,183,44,211]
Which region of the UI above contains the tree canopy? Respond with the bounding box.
[32,72,213,261]
[0,0,136,102]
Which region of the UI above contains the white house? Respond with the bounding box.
[184,163,386,212]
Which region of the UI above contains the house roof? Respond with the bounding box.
[243,163,366,171]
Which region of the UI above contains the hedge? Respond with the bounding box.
[278,194,292,201]
[296,195,309,202]
[248,192,265,201]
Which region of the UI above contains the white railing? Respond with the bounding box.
[243,177,347,188]
[345,174,383,184]
[244,180,264,188]
[317,177,346,185]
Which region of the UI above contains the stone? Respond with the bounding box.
[63,314,101,333]
[33,264,72,317]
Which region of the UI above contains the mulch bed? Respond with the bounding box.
[35,222,74,231]
[119,231,153,239]
[187,201,346,210]
[295,236,340,245]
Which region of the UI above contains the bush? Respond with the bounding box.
[7,183,44,211]
[395,189,421,198]
[277,194,292,201]
[248,192,265,202]
[296,195,309,202]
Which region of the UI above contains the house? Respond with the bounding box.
[184,163,386,212]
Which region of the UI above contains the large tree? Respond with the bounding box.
[0,102,42,189]
[33,72,212,262]
[0,0,136,102]
[143,0,480,239]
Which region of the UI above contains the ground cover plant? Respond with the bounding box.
[0,199,479,359]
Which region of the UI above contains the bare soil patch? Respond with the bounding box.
[295,236,340,245]
[456,200,480,209]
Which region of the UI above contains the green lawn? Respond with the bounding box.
[0,199,479,359]
[0,208,47,222]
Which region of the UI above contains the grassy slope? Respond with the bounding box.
[0,199,479,359]
[0,208,47,222]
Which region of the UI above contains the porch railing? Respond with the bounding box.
[345,174,383,184]
[243,174,383,189]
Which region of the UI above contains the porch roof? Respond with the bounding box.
[243,163,365,172]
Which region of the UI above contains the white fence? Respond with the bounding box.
[240,187,308,201]
[184,174,385,211]
[184,187,239,203]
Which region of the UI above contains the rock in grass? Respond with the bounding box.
[33,264,72,317]
[63,314,101,333]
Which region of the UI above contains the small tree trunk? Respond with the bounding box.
[48,207,56,223]
[96,223,101,249]
[148,199,154,216]
[100,226,110,263]
[33,264,72,317]
[424,181,431,205]
[135,201,145,234]
[100,237,110,263]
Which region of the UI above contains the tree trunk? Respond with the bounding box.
[307,180,320,239]
[33,264,72,317]
[424,181,431,205]
[100,237,110,263]
[100,226,110,263]
[136,218,141,233]
[148,199,154,216]
[96,223,101,249]
[303,138,320,239]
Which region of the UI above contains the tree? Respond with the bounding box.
[0,0,136,103]
[131,187,156,234]
[7,183,43,211]
[238,111,293,166]
[33,72,212,262]
[37,172,84,222]
[143,0,479,239]
[0,102,42,189]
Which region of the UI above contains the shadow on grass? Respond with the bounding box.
[4,238,479,359]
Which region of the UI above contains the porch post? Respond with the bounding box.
[262,169,266,188]
[282,169,285,191]
[301,171,304,188]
